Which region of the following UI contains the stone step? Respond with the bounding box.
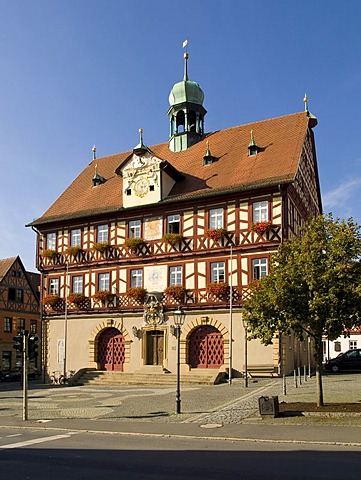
[74,370,225,386]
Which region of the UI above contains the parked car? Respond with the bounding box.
[324,348,361,372]
[0,368,40,382]
[0,369,21,382]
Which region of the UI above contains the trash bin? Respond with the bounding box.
[258,395,279,418]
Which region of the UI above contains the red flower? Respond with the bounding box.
[252,221,272,235]
[205,228,227,241]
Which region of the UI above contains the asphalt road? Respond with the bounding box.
[1,426,361,480]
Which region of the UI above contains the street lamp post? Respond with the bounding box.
[243,318,248,388]
[173,306,186,414]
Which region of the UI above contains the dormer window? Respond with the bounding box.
[248,130,259,156]
[92,164,105,187]
[203,141,217,166]
[248,145,258,156]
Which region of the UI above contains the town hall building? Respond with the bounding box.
[28,53,321,383]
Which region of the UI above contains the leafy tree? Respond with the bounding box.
[244,214,361,406]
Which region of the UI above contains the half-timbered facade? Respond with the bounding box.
[28,55,321,381]
[0,257,40,372]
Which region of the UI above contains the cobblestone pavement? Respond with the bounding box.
[0,373,359,425]
[184,379,282,424]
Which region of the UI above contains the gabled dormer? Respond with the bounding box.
[115,130,184,208]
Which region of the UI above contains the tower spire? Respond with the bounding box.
[303,93,309,112]
[183,52,189,81]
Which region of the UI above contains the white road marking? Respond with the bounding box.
[0,433,76,450]
[6,434,22,438]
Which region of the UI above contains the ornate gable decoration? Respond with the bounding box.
[143,294,165,327]
[122,151,161,196]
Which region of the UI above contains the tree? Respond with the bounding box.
[244,214,361,406]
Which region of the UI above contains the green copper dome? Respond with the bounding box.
[168,79,205,107]
[168,52,205,107]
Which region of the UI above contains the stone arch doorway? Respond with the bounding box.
[97,327,125,371]
[188,325,224,369]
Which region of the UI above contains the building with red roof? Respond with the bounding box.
[28,54,321,384]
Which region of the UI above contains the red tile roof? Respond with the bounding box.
[29,111,315,226]
[0,257,17,281]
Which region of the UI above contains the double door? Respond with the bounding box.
[146,330,164,366]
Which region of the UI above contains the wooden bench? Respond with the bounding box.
[247,365,278,378]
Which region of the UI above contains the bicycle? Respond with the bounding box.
[50,371,62,385]
[50,370,75,385]
[59,370,76,385]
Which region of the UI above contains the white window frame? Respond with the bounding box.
[167,214,181,234]
[211,262,225,283]
[209,208,224,229]
[169,266,182,286]
[252,258,268,280]
[129,220,141,238]
[349,340,358,350]
[97,225,109,243]
[98,273,110,291]
[131,269,143,288]
[72,275,83,294]
[49,278,59,295]
[46,232,56,250]
[70,229,81,247]
[253,201,269,223]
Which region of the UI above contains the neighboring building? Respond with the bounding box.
[28,54,321,381]
[323,327,361,362]
[0,256,40,372]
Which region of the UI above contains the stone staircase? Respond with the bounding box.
[73,369,226,386]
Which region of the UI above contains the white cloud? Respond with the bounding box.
[323,177,361,208]
[322,177,361,223]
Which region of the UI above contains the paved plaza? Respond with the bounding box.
[1,372,360,425]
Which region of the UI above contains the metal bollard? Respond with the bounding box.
[283,374,287,395]
[304,365,307,382]
[294,369,298,388]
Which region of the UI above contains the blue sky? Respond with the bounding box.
[1,0,360,271]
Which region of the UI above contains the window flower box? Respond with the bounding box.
[126,287,147,303]
[205,228,227,242]
[42,294,62,309]
[252,221,272,235]
[206,282,229,299]
[65,246,82,257]
[92,242,110,253]
[42,249,56,259]
[164,285,186,302]
[92,290,114,303]
[162,233,184,246]
[68,293,86,307]
[124,238,144,253]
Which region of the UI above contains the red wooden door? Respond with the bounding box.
[97,328,125,371]
[189,326,224,368]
